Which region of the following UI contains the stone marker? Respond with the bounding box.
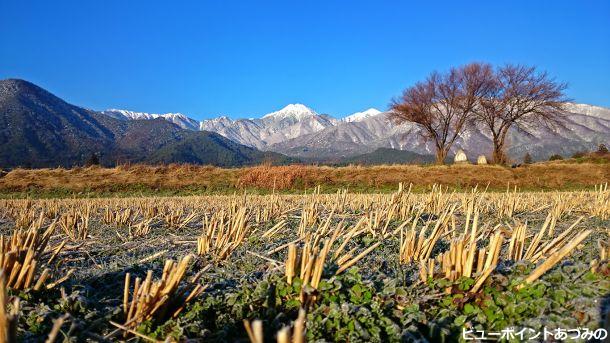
[454,149,468,164]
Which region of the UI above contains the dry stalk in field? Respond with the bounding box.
[400,205,456,264]
[197,207,250,261]
[415,200,504,294]
[591,237,610,273]
[261,220,288,239]
[335,242,381,275]
[419,226,503,294]
[496,186,519,218]
[243,318,264,343]
[425,184,453,215]
[122,255,205,332]
[284,219,380,304]
[285,244,298,285]
[14,209,43,230]
[276,308,306,343]
[591,183,609,219]
[522,216,584,263]
[441,231,503,282]
[507,222,527,261]
[58,207,90,240]
[245,308,306,343]
[0,223,68,291]
[334,188,349,213]
[298,200,319,237]
[0,272,19,343]
[522,212,556,261]
[519,229,592,287]
[288,238,332,303]
[127,219,154,239]
[600,239,610,261]
[163,208,198,230]
[252,191,284,224]
[103,207,136,227]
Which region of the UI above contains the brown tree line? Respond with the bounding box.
[389,63,568,165]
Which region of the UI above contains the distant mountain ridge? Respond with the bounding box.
[103,109,201,131]
[2,78,607,168]
[0,79,293,168]
[104,101,610,162]
[270,104,610,161]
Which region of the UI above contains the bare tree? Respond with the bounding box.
[389,63,494,164]
[475,64,568,164]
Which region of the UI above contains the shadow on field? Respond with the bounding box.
[73,263,156,308]
[597,292,610,343]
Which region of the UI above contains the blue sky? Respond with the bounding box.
[1,1,609,119]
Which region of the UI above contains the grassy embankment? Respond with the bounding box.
[0,158,608,198]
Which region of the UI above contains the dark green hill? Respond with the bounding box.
[0,79,294,168]
[342,147,435,165]
[147,131,295,166]
[0,79,117,167]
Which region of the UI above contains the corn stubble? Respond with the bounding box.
[0,273,19,343]
[121,255,206,332]
[244,307,306,343]
[0,182,607,341]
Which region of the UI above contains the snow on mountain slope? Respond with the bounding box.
[102,109,200,130]
[161,113,201,131]
[262,103,317,120]
[563,103,610,120]
[198,104,337,149]
[343,108,382,122]
[103,109,158,120]
[199,116,266,149]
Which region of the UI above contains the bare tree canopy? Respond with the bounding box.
[389,63,568,165]
[475,64,568,164]
[389,63,495,164]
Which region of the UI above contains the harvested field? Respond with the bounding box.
[0,184,608,341]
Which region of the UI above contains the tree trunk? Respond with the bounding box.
[492,145,508,165]
[435,148,448,165]
[492,131,510,165]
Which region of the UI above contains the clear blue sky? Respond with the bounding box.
[1,0,609,119]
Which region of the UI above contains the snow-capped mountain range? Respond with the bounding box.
[102,109,201,131]
[102,103,610,161]
[105,104,344,149]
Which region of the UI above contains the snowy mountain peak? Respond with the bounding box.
[217,115,232,121]
[163,113,190,120]
[103,109,160,120]
[343,108,382,122]
[102,109,199,130]
[202,115,233,124]
[563,103,610,120]
[263,103,318,120]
